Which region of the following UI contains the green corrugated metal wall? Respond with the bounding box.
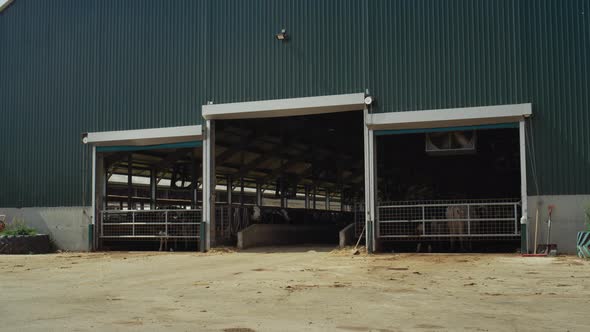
[0,0,208,207]
[0,0,588,207]
[206,0,367,103]
[518,0,590,196]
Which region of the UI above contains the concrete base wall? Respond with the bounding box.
[237,224,339,249]
[527,195,590,254]
[0,207,90,251]
[2,195,587,254]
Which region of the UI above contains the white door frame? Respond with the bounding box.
[365,103,532,251]
[201,120,215,251]
[83,125,203,250]
[363,107,377,251]
[202,93,368,248]
[202,93,366,120]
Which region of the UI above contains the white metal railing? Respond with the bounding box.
[377,199,521,238]
[100,209,201,239]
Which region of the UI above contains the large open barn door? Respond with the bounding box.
[366,104,532,252]
[202,93,368,250]
[83,126,204,251]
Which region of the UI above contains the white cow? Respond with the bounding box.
[252,206,261,222]
[446,205,468,251]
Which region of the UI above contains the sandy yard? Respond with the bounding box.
[0,247,589,332]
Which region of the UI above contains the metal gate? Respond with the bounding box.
[100,209,202,239]
[353,202,365,238]
[215,205,251,241]
[377,199,521,239]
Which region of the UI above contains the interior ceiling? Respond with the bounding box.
[378,128,521,201]
[103,111,365,195]
[216,111,365,193]
[105,148,200,183]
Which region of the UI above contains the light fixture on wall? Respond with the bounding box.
[275,28,288,41]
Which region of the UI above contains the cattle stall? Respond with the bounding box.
[95,144,203,251]
[375,126,522,252]
[212,111,366,248]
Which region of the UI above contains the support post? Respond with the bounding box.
[227,176,233,241]
[519,118,529,254]
[280,178,286,209]
[325,190,330,210]
[202,120,216,251]
[364,107,377,252]
[150,167,157,210]
[313,185,317,210]
[256,181,263,206]
[304,185,310,210]
[91,146,97,223]
[191,148,199,209]
[103,161,109,211]
[127,153,133,210]
[240,177,245,206]
[91,146,98,251]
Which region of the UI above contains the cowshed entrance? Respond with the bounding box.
[365,104,532,253]
[202,93,369,250]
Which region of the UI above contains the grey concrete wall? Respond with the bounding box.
[0,207,91,251]
[527,195,590,254]
[238,224,339,249]
[339,223,356,248]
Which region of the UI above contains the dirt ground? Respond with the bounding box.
[1,247,589,332]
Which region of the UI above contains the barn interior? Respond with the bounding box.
[376,127,522,253]
[214,111,365,248]
[98,145,202,251]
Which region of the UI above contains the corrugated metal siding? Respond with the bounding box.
[206,0,367,103]
[367,0,589,196]
[368,0,523,112]
[518,0,590,195]
[0,0,589,207]
[0,0,207,207]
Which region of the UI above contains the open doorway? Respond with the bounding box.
[214,111,365,248]
[96,143,202,251]
[375,126,522,252]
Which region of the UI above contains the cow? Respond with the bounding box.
[446,205,468,251]
[251,206,290,224]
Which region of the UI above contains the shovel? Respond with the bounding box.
[352,225,366,255]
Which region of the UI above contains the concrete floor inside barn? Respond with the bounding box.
[1,248,588,331]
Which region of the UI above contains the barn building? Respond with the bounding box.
[1,0,588,253]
